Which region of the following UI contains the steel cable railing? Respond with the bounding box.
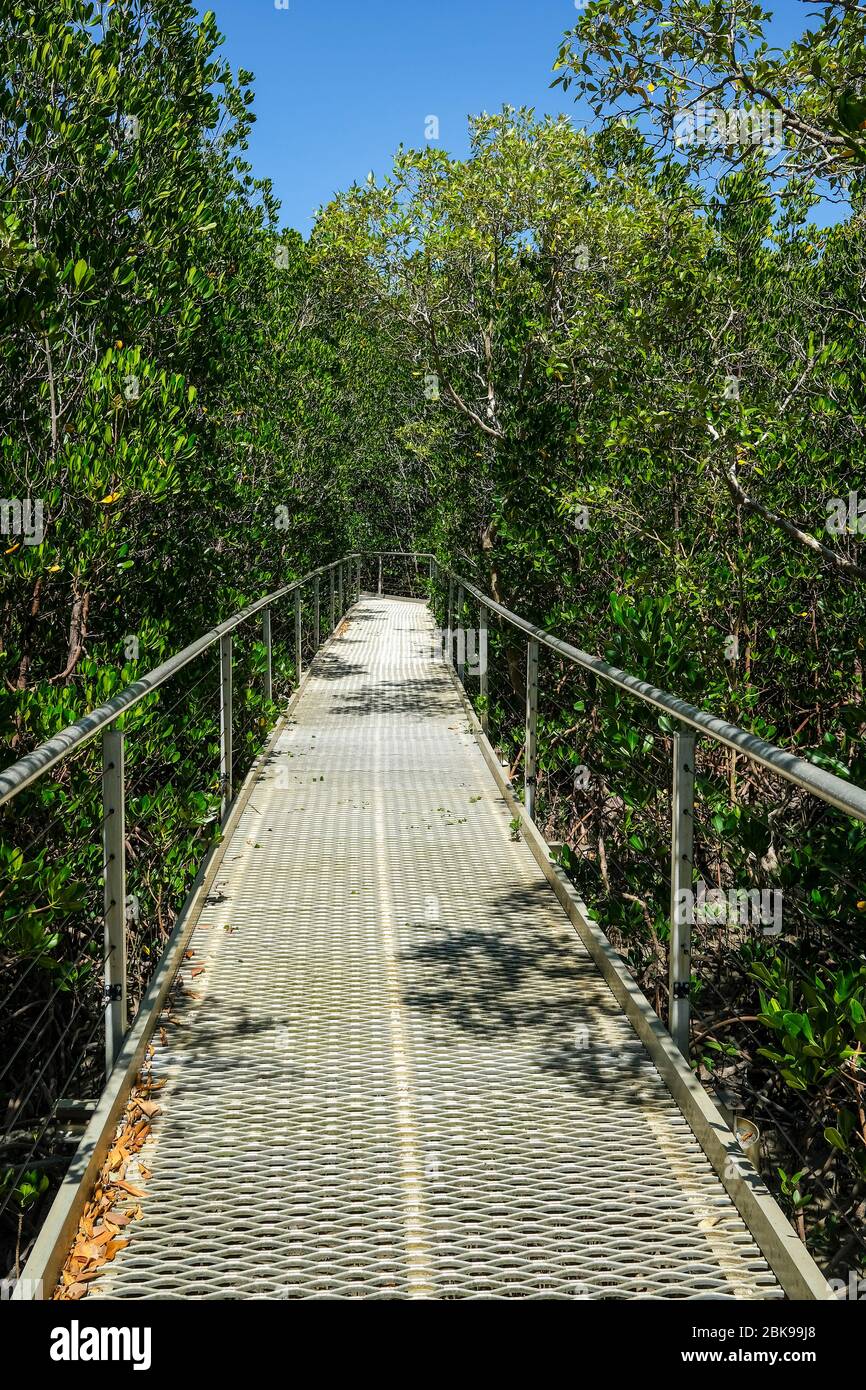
[5,547,864,1282]
[417,550,866,1281]
[0,554,363,1277]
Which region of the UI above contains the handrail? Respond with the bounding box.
[403,548,866,1055]
[434,564,866,825]
[0,554,359,808]
[7,543,860,826]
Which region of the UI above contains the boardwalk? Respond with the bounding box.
[85,597,782,1300]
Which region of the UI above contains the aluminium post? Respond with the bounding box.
[219,633,233,821]
[102,727,127,1074]
[479,602,489,735]
[262,607,272,703]
[294,588,302,681]
[525,639,539,821]
[669,729,696,1056]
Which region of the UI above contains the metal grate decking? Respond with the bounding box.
[86,598,782,1300]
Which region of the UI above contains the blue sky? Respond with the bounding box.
[200,0,818,236]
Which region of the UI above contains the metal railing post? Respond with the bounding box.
[295,588,302,680]
[479,602,489,734]
[330,568,335,630]
[102,726,127,1074]
[313,576,320,651]
[378,554,383,596]
[219,632,233,822]
[262,607,272,703]
[456,584,465,683]
[525,639,539,821]
[338,562,344,619]
[669,729,696,1056]
[446,577,454,666]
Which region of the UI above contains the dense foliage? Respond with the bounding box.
[1,0,865,1282]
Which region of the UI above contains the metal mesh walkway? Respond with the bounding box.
[87,597,782,1300]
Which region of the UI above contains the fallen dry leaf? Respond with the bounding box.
[73,1240,103,1261]
[112,1179,149,1198]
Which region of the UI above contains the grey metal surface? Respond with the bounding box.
[82,598,784,1300]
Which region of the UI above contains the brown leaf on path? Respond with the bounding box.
[73,1240,103,1261]
[104,1239,130,1260]
[54,1065,156,1298]
[112,1179,149,1198]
